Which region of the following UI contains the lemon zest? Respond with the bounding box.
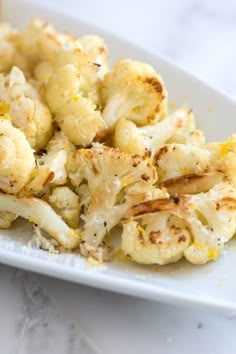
[0,101,10,115]
[209,248,218,261]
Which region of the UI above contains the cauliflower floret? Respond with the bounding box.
[45,64,106,146]
[207,135,236,186]
[13,18,62,66]
[66,144,157,248]
[0,117,35,194]
[79,35,109,79]
[25,131,75,196]
[0,40,29,73]
[114,108,205,156]
[48,186,80,228]
[0,66,53,150]
[184,181,236,264]
[56,100,106,146]
[122,181,236,265]
[100,59,167,130]
[55,49,100,106]
[0,193,80,249]
[155,143,212,182]
[0,211,17,229]
[45,64,79,113]
[122,215,191,265]
[79,35,108,67]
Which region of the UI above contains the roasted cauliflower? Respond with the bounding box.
[0,23,29,73]
[0,211,17,229]
[45,64,106,146]
[114,107,204,156]
[0,117,35,194]
[0,193,80,249]
[25,131,75,196]
[48,186,80,228]
[0,66,53,150]
[0,17,236,269]
[207,135,236,186]
[101,59,167,130]
[155,143,211,182]
[79,35,109,79]
[122,181,236,265]
[66,144,158,248]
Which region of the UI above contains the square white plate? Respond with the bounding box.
[1,0,236,315]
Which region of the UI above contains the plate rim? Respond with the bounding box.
[1,0,236,315]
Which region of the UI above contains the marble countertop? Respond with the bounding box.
[1,1,236,353]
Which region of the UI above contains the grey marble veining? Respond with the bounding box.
[0,267,101,354]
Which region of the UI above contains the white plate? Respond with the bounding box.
[1,0,236,315]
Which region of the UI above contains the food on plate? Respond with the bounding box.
[0,116,35,194]
[101,59,167,130]
[0,18,235,266]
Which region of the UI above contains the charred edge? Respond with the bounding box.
[154,145,168,162]
[161,174,204,188]
[176,118,184,128]
[43,171,55,186]
[98,46,106,54]
[149,230,161,244]
[138,230,145,244]
[141,174,150,181]
[216,197,236,211]
[122,196,189,222]
[178,235,187,243]
[91,162,99,175]
[144,77,163,93]
[45,32,61,47]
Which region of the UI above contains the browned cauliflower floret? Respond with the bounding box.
[45,64,106,146]
[207,135,236,187]
[0,117,35,194]
[122,215,191,265]
[122,181,236,265]
[48,186,80,228]
[100,59,167,130]
[114,108,204,156]
[0,66,53,150]
[13,18,63,66]
[66,144,158,248]
[13,18,89,67]
[25,131,75,196]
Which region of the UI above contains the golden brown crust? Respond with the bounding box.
[216,197,236,211]
[160,172,224,195]
[144,77,163,94]
[122,195,190,222]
